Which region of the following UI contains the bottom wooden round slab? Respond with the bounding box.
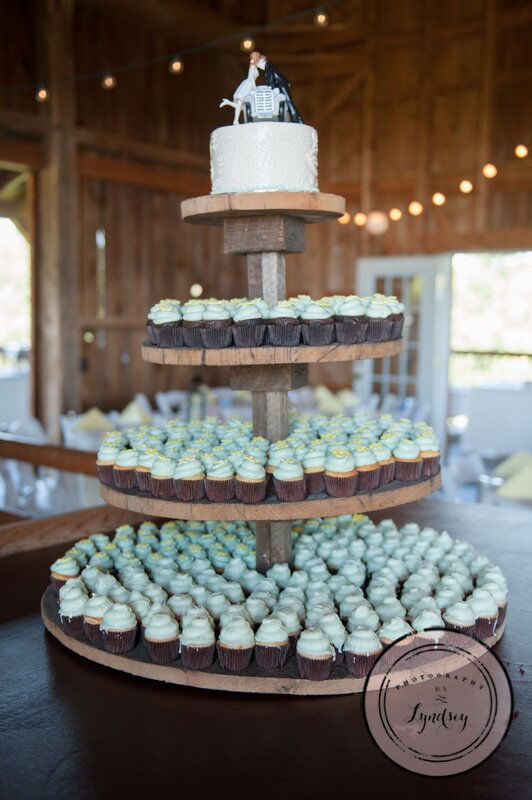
[41,587,505,697]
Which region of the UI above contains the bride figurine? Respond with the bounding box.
[219,54,260,125]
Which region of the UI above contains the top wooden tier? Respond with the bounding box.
[180,192,345,226]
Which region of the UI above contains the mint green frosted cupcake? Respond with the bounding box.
[301,302,335,346]
[273,459,307,502]
[235,457,267,504]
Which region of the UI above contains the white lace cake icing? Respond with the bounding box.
[210,122,318,194]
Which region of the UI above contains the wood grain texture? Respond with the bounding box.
[223,215,306,254]
[141,339,403,366]
[229,363,308,391]
[0,436,97,476]
[180,192,346,224]
[101,473,441,521]
[251,391,289,442]
[40,586,505,696]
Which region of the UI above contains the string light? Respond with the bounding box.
[101,74,117,90]
[515,144,528,158]
[314,9,329,27]
[35,86,49,103]
[240,36,255,52]
[337,212,351,225]
[169,58,184,75]
[432,192,446,206]
[389,208,402,221]
[365,211,389,236]
[408,201,423,216]
[190,283,203,298]
[459,180,473,194]
[482,163,497,178]
[353,212,367,227]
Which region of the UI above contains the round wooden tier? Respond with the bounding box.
[41,586,505,697]
[181,191,345,225]
[101,473,441,522]
[142,339,403,366]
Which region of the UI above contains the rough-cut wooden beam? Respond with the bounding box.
[76,128,208,171]
[0,138,44,171]
[315,70,366,127]
[0,435,97,476]
[78,151,210,195]
[0,109,46,136]
[476,0,497,232]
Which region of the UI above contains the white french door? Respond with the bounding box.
[355,254,452,445]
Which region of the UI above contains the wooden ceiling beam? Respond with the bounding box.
[76,127,208,171]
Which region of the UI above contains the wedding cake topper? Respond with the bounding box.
[220,51,303,125]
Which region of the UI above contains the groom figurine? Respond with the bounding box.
[251,51,303,124]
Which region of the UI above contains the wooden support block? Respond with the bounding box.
[247,252,286,304]
[223,215,305,254]
[255,521,293,572]
[229,363,308,391]
[252,392,289,441]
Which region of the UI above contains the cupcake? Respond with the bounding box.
[334,296,368,344]
[364,297,393,342]
[266,563,292,589]
[414,432,441,477]
[378,617,413,648]
[50,556,80,594]
[254,618,290,670]
[173,457,205,501]
[347,605,380,633]
[296,628,334,680]
[144,613,180,664]
[232,303,266,348]
[353,446,381,492]
[151,304,183,348]
[83,595,113,645]
[272,608,301,655]
[411,609,445,633]
[319,614,347,663]
[344,627,383,678]
[181,302,205,347]
[324,449,358,497]
[112,449,139,490]
[300,302,335,346]
[135,449,159,492]
[150,456,176,498]
[467,590,500,638]
[234,458,267,504]
[200,303,233,349]
[180,617,216,670]
[443,601,476,636]
[96,444,120,486]
[205,460,235,501]
[478,581,507,624]
[58,589,86,638]
[370,442,395,485]
[217,619,255,671]
[244,597,269,627]
[302,447,326,495]
[273,459,307,502]
[393,439,423,481]
[100,603,138,654]
[267,303,301,346]
[387,296,405,339]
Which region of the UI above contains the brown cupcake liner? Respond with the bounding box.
[379,460,396,485]
[135,469,152,493]
[112,467,138,490]
[235,478,267,504]
[180,643,216,670]
[394,459,423,482]
[366,318,394,343]
[421,455,441,477]
[217,644,254,671]
[380,640,411,668]
[102,627,137,654]
[301,320,335,346]
[444,621,476,637]
[150,477,176,499]
[96,463,115,486]
[296,654,333,681]
[200,322,233,349]
[60,614,85,638]
[232,321,266,348]
[475,614,499,639]
[345,649,382,678]
[273,477,307,502]
[156,322,184,348]
[390,315,404,340]
[266,472,276,496]
[50,575,68,595]
[146,321,156,345]
[255,643,289,670]
[267,321,302,347]
[335,318,368,344]
[205,477,235,501]
[304,470,326,495]
[356,466,382,492]
[182,322,204,348]
[83,620,105,646]
[175,478,205,502]
[497,604,507,624]
[146,637,180,664]
[324,472,358,498]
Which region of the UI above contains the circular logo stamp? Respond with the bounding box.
[363,629,513,776]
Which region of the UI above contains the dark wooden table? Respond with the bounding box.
[1,499,531,800]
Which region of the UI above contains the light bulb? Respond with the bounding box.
[365,211,389,236]
[459,180,473,194]
[190,283,203,298]
[337,212,351,225]
[482,163,497,178]
[240,37,255,52]
[389,208,402,221]
[101,74,117,90]
[432,192,446,206]
[408,201,423,216]
[35,86,49,103]
[314,10,329,27]
[353,212,367,227]
[169,58,184,75]
[515,144,528,158]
